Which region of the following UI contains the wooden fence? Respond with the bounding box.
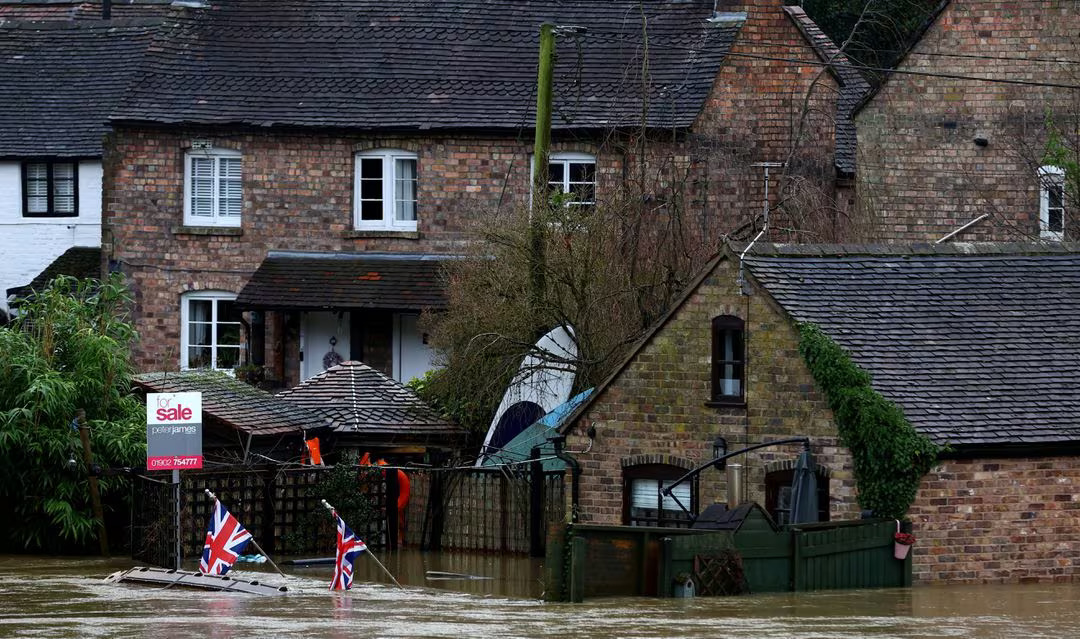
[131,463,565,569]
[547,518,912,602]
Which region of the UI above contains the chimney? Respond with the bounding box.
[710,0,748,27]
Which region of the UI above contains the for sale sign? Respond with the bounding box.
[146,392,203,470]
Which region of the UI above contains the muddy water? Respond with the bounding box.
[2,553,1080,638]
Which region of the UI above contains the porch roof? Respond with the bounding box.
[275,360,465,443]
[133,371,328,436]
[235,251,453,312]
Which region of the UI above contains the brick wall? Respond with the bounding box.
[695,0,842,242]
[909,456,1080,583]
[856,0,1080,242]
[563,256,859,526]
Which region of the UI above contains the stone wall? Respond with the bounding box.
[856,0,1080,242]
[563,257,859,526]
[909,456,1080,583]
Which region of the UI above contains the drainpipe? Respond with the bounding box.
[102,0,111,19]
[550,435,580,523]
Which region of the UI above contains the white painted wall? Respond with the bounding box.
[0,160,102,313]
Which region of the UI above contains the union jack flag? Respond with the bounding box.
[199,498,252,575]
[330,510,368,590]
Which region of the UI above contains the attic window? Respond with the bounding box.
[710,315,745,404]
[22,160,78,217]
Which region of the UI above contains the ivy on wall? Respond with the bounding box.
[797,323,940,519]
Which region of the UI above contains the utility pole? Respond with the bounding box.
[76,409,110,556]
[529,22,556,331]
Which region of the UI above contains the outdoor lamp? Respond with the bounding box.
[713,435,728,468]
[67,454,78,470]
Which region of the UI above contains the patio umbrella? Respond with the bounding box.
[788,449,819,524]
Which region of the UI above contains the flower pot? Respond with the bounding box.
[894,542,912,560]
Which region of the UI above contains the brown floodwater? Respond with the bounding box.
[2,552,1080,638]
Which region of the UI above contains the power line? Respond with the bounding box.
[572,29,1080,91]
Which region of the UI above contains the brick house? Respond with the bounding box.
[559,242,1080,584]
[102,0,862,388]
[855,0,1080,243]
[0,9,160,312]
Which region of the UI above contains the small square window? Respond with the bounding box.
[22,160,78,217]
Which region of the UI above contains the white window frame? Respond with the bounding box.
[180,291,244,371]
[183,148,243,227]
[541,151,597,208]
[1039,165,1066,241]
[353,149,418,231]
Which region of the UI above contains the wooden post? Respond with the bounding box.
[386,466,399,551]
[76,409,109,557]
[659,537,673,598]
[569,534,586,603]
[428,470,445,551]
[529,22,555,326]
[529,446,545,557]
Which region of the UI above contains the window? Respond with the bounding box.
[711,315,745,403]
[1039,165,1066,240]
[547,152,596,209]
[184,148,242,227]
[623,464,697,527]
[22,160,78,217]
[354,149,417,230]
[181,292,244,370]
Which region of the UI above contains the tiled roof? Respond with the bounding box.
[133,371,328,436]
[112,0,739,130]
[0,17,160,156]
[783,6,870,176]
[6,245,101,299]
[235,251,452,311]
[0,1,172,21]
[276,361,464,441]
[745,242,1080,449]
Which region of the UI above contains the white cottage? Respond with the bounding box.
[0,16,160,311]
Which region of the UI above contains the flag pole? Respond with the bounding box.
[321,499,404,589]
[205,489,287,578]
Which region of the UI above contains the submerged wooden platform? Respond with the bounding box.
[106,566,289,595]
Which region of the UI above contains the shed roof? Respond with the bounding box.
[0,17,160,156]
[745,242,1080,449]
[111,0,739,130]
[235,251,452,311]
[276,361,465,441]
[133,371,328,436]
[6,246,101,300]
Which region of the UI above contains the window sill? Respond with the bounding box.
[172,225,243,236]
[22,213,79,219]
[704,399,746,409]
[343,229,420,239]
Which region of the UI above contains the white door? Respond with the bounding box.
[301,311,351,380]
[393,313,436,384]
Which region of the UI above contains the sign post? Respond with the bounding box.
[147,392,203,569]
